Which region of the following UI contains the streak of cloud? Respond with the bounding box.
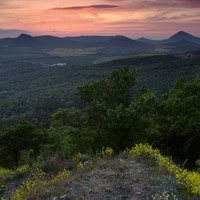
[0,0,200,39]
[51,5,120,10]
[103,0,200,9]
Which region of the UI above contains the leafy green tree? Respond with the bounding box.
[77,66,158,151]
[49,67,158,153]
[77,66,137,109]
[151,75,200,165]
[91,92,158,151]
[0,119,48,168]
[49,108,93,155]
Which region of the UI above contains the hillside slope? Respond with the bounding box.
[0,144,198,199]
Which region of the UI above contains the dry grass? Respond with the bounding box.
[1,152,153,199]
[1,145,199,199]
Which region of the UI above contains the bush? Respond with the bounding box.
[144,175,180,199]
[0,119,49,168]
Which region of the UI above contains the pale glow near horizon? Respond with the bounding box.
[0,0,200,39]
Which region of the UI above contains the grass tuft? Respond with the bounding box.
[0,144,200,199]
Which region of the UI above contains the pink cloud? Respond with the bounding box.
[181,0,200,7]
[1,0,200,39]
[51,5,120,10]
[103,0,200,9]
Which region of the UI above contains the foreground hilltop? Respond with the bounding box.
[1,144,199,199]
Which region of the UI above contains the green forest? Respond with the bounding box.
[1,53,200,170]
[1,53,200,129]
[1,52,200,198]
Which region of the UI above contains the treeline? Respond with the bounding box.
[0,66,200,170]
[0,54,200,129]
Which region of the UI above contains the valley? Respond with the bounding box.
[0,30,200,136]
[1,31,200,66]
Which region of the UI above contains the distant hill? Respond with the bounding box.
[165,39,200,52]
[10,33,45,47]
[0,31,200,54]
[136,31,200,45]
[82,35,145,49]
[164,31,200,44]
[35,35,82,48]
[136,37,162,45]
[0,34,146,49]
[0,38,13,47]
[101,36,144,47]
[63,35,114,43]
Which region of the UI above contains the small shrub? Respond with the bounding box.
[196,159,200,173]
[111,175,121,188]
[144,175,180,199]
[35,153,64,174]
[13,164,30,180]
[0,168,13,180]
[136,152,158,167]
[72,152,82,162]
[117,151,129,159]
[12,169,48,199]
[79,154,91,163]
[0,184,8,194]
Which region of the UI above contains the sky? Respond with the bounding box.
[0,0,200,39]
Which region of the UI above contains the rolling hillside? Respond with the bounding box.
[0,51,200,128]
[0,31,200,54]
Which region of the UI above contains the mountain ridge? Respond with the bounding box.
[164,39,200,52]
[136,31,200,45]
[0,31,200,53]
[10,33,45,47]
[166,31,200,44]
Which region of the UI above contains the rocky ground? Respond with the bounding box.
[1,154,183,200]
[50,158,157,200]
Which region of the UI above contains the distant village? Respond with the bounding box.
[179,54,196,59]
[41,63,67,67]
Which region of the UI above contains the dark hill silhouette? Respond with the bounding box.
[136,37,162,45]
[0,31,200,53]
[35,35,82,48]
[0,37,13,47]
[163,31,200,44]
[63,36,114,43]
[0,34,145,49]
[136,31,200,45]
[10,33,44,47]
[95,36,145,47]
[62,35,147,49]
[165,39,200,52]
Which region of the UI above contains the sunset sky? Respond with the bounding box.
[0,0,200,39]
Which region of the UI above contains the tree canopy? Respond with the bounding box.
[151,75,200,166]
[76,66,158,151]
[0,119,48,168]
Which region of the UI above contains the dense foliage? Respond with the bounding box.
[151,75,200,166]
[77,66,158,151]
[0,60,200,170]
[0,54,200,129]
[0,119,48,168]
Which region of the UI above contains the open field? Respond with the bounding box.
[48,47,105,56]
[0,49,102,65]
[92,55,133,64]
[92,54,163,64]
[153,45,176,52]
